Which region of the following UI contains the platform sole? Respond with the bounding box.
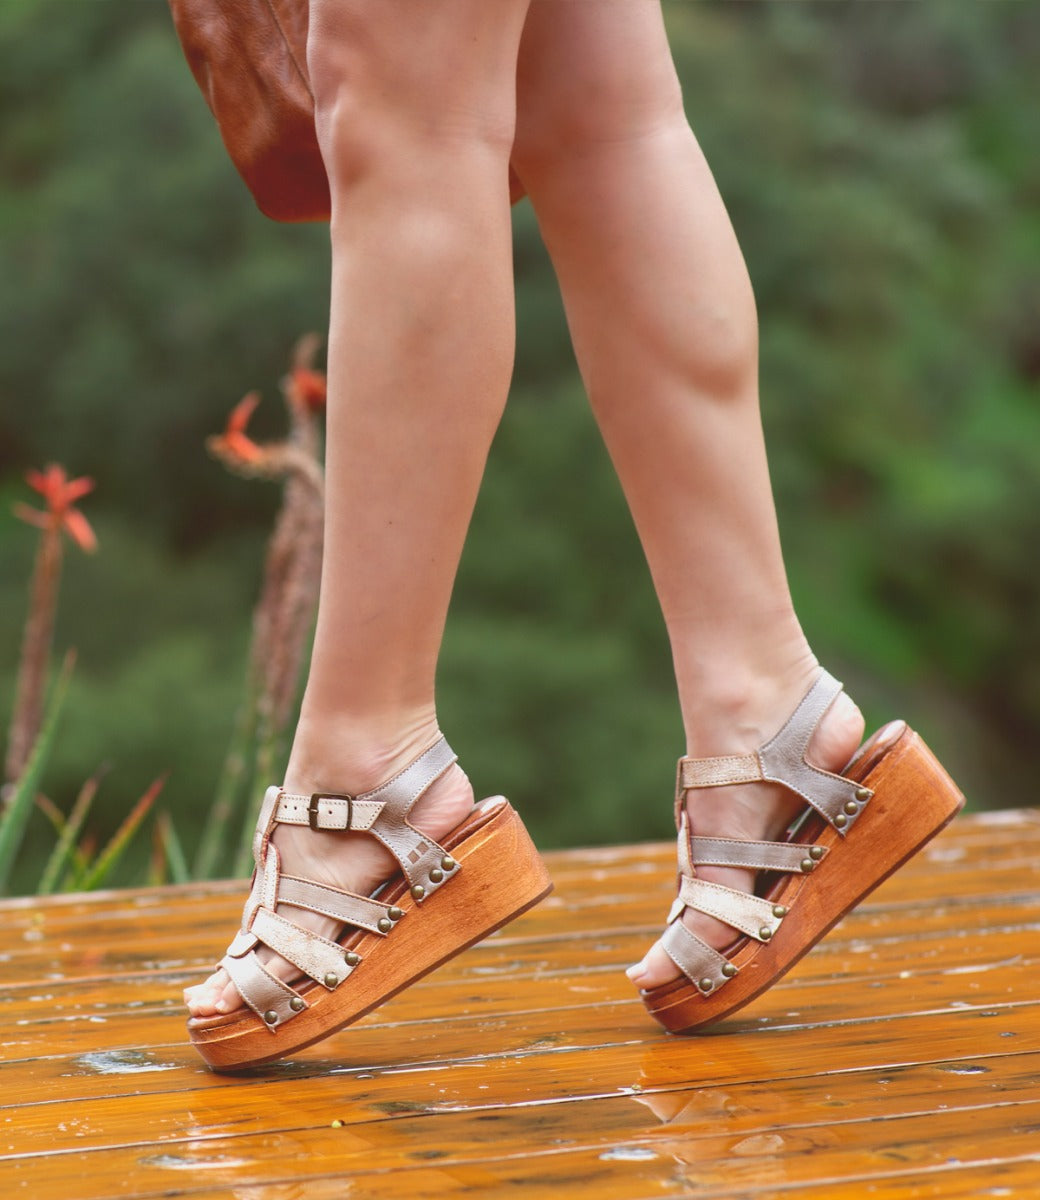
[643,723,965,1033]
[188,798,552,1071]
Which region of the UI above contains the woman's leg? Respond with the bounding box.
[511,0,864,989]
[187,0,531,1017]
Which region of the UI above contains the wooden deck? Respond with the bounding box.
[1,809,1038,1198]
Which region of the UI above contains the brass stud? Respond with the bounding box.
[772,905,788,918]
[289,997,305,1013]
[344,951,361,966]
[411,884,425,899]
[721,963,738,978]
[759,926,773,941]
[809,846,825,861]
[698,978,714,993]
[377,918,392,933]
[324,972,339,988]
[844,800,860,815]
[834,813,848,829]
[388,906,404,921]
[441,856,456,871]
[855,787,871,802]
[801,858,816,873]
[263,1010,278,1025]
[429,868,444,883]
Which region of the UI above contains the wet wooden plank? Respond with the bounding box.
[0,811,1037,1199]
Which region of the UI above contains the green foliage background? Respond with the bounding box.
[1,1,1037,890]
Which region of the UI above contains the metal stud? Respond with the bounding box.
[344,950,361,966]
[855,787,871,802]
[809,846,825,861]
[263,1010,278,1025]
[801,858,816,873]
[377,918,392,933]
[834,813,848,829]
[844,800,860,815]
[324,972,339,988]
[429,868,444,883]
[388,906,404,921]
[411,884,425,899]
[772,905,788,918]
[441,856,456,871]
[721,963,738,978]
[698,978,714,993]
[289,997,305,1013]
[758,926,773,941]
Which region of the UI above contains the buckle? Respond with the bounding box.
[308,792,353,832]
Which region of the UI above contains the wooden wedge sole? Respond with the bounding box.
[188,798,552,1071]
[643,722,965,1034]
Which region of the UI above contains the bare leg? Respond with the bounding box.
[187,0,531,1017]
[512,0,864,988]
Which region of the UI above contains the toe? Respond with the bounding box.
[626,937,680,990]
[185,968,239,1018]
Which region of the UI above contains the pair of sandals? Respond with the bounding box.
[187,670,964,1071]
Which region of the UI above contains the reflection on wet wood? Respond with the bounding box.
[0,810,1037,1197]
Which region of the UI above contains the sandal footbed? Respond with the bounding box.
[643,722,965,1033]
[188,797,551,1071]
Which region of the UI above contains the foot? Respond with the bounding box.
[184,735,475,1020]
[627,680,866,991]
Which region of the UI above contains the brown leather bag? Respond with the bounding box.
[168,0,524,223]
[169,0,328,222]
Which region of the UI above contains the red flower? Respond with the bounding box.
[14,464,97,553]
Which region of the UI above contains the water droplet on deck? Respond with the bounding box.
[599,1146,658,1161]
[73,1050,178,1075]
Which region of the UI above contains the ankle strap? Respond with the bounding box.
[252,736,461,892]
[675,671,872,836]
[272,737,457,833]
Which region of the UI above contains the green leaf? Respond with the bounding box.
[0,653,74,893]
[37,770,100,896]
[75,773,165,892]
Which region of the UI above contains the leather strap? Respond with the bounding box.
[675,671,872,836]
[677,876,784,942]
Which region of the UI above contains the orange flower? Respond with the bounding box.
[289,367,327,412]
[14,464,97,553]
[207,393,265,466]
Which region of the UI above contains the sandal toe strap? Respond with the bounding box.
[277,875,404,934]
[220,949,305,1029]
[660,920,735,995]
[250,907,356,989]
[678,876,784,942]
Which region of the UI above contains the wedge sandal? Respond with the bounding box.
[640,669,964,1033]
[188,736,552,1071]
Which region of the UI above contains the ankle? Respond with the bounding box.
[677,650,822,758]
[284,704,444,797]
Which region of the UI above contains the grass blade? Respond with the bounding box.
[37,771,101,896]
[0,654,74,893]
[76,773,166,892]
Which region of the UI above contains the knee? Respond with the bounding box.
[307,3,516,196]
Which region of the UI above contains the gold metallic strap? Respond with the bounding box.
[677,753,763,791]
[660,920,737,997]
[677,875,785,943]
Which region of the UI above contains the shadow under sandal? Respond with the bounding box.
[188,736,552,1071]
[641,670,965,1034]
